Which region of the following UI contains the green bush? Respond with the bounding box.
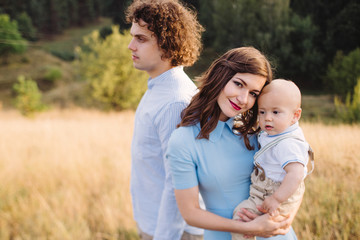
[43,66,63,82]
[13,75,47,117]
[75,26,147,110]
[0,14,27,58]
[326,48,360,99]
[334,78,360,123]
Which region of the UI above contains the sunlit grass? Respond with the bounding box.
[294,122,360,240]
[0,109,138,240]
[0,110,358,239]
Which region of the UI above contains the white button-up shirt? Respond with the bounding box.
[130,66,202,239]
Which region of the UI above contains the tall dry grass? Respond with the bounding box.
[0,109,137,240]
[294,122,360,240]
[0,110,359,239]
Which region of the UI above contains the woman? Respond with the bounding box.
[167,47,299,239]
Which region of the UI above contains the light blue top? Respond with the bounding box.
[167,119,256,240]
[167,119,298,240]
[130,66,203,240]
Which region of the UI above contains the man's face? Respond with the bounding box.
[128,19,171,78]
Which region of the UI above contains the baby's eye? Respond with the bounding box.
[273,111,279,114]
[259,110,265,114]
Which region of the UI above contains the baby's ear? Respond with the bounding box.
[292,108,302,123]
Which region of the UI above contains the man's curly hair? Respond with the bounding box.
[126,0,204,67]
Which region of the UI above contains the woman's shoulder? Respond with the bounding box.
[167,125,199,159]
[170,125,198,143]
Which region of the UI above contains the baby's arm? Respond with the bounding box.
[261,162,304,216]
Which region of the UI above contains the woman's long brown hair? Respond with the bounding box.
[179,47,272,150]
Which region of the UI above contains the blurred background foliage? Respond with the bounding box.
[0,0,359,121]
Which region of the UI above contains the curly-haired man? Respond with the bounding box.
[126,0,204,239]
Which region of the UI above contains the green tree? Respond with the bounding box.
[290,0,360,89]
[75,26,147,110]
[208,0,290,52]
[279,14,323,88]
[13,75,47,117]
[326,48,360,99]
[198,0,215,47]
[326,1,360,54]
[15,12,37,41]
[0,0,108,35]
[106,0,132,30]
[204,0,322,88]
[0,14,27,61]
[334,78,360,123]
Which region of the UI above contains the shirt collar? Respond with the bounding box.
[196,118,235,142]
[148,66,184,89]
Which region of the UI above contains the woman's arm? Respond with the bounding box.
[175,186,291,237]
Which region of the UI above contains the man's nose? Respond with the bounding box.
[128,38,136,51]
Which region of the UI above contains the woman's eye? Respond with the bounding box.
[250,92,258,98]
[259,111,265,114]
[234,81,243,87]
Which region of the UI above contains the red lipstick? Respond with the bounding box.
[229,100,241,111]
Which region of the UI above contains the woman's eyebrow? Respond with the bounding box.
[234,77,247,86]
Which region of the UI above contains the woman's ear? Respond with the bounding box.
[292,108,302,124]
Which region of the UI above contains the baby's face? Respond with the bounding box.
[258,92,298,136]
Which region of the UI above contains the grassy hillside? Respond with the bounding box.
[301,95,336,123]
[37,17,112,61]
[0,48,84,109]
[0,18,112,110]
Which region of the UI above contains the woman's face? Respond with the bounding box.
[217,73,266,122]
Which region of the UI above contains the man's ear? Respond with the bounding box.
[292,108,302,124]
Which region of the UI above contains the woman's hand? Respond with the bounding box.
[236,208,291,238]
[246,213,291,238]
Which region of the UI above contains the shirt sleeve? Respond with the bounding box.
[152,102,188,240]
[167,126,199,190]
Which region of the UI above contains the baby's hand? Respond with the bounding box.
[262,196,281,216]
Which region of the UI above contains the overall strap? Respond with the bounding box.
[254,135,315,176]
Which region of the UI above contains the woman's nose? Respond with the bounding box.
[236,90,248,105]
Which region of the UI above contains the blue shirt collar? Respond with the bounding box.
[196,118,235,142]
[148,66,184,89]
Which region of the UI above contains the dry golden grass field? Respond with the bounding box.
[0,109,359,240]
